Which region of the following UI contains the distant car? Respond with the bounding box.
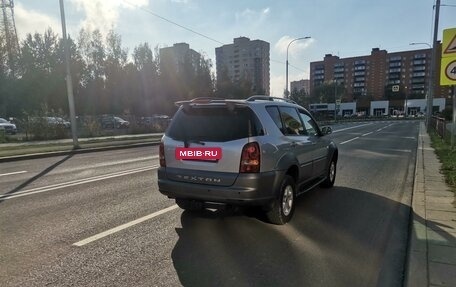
[0,118,17,134]
[46,117,71,128]
[139,115,170,129]
[100,115,129,129]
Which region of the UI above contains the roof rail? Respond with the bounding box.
[246,96,297,104]
[175,97,227,106]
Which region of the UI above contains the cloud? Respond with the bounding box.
[71,0,148,35]
[274,36,315,58]
[14,3,61,39]
[270,74,286,97]
[235,7,270,24]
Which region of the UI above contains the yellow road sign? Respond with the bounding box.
[442,28,456,58]
[441,28,456,85]
[440,57,456,85]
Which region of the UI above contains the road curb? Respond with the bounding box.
[0,141,160,163]
[404,122,427,287]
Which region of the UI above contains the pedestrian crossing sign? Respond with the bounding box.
[442,28,456,58]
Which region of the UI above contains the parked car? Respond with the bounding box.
[158,96,338,225]
[46,117,71,128]
[0,118,17,134]
[99,115,130,129]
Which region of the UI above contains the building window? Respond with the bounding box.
[414,53,426,59]
[413,59,426,65]
[389,62,401,67]
[412,72,426,77]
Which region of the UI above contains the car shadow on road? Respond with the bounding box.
[170,186,455,287]
[0,154,73,202]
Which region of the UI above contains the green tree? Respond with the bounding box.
[215,67,252,99]
[77,29,106,114]
[105,30,128,114]
[133,42,159,115]
[289,88,309,107]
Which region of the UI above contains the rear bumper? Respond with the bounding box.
[157,167,284,206]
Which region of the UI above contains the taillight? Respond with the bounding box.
[159,142,166,167]
[240,142,260,173]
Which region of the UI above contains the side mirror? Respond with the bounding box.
[321,126,332,135]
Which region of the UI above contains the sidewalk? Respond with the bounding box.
[406,123,456,287]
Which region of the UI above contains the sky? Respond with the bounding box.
[12,0,456,96]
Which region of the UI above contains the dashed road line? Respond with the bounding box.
[362,132,373,137]
[0,170,27,177]
[332,123,373,133]
[340,137,360,145]
[73,204,179,246]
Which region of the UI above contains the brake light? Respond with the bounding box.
[159,142,166,167]
[240,142,260,173]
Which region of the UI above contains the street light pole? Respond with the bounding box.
[285,36,311,98]
[428,0,441,131]
[59,0,79,149]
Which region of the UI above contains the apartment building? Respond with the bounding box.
[159,43,201,73]
[215,37,270,95]
[290,79,310,95]
[310,46,451,110]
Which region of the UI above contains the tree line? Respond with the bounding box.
[0,28,254,118]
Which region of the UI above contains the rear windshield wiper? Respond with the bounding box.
[184,139,206,147]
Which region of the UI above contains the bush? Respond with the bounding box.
[0,129,6,143]
[20,105,70,141]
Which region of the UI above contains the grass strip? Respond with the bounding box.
[429,131,456,193]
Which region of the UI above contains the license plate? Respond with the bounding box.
[175,147,222,160]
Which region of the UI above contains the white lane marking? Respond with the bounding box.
[332,123,373,133]
[340,137,360,145]
[61,155,159,174]
[362,132,373,137]
[1,165,159,200]
[376,128,383,132]
[73,205,179,246]
[0,171,27,177]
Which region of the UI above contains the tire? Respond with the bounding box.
[321,156,337,188]
[266,175,296,225]
[175,198,203,212]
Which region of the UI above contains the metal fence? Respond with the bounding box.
[430,116,448,139]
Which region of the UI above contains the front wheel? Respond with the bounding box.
[266,175,296,225]
[321,157,337,188]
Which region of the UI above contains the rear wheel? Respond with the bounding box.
[266,175,295,225]
[321,157,337,188]
[175,198,203,212]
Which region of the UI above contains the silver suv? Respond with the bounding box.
[158,96,338,224]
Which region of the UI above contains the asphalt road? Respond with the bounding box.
[0,120,419,287]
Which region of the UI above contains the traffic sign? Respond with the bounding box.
[440,58,456,85]
[440,28,456,85]
[442,28,456,57]
[392,85,399,92]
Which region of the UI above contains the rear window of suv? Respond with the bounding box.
[167,105,263,142]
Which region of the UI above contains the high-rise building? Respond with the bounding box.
[290,79,310,95]
[309,46,452,109]
[216,37,270,95]
[159,43,201,73]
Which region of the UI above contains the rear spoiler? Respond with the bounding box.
[175,98,243,112]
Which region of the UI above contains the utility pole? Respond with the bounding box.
[59,0,79,149]
[0,0,20,77]
[427,0,441,131]
[452,86,455,149]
